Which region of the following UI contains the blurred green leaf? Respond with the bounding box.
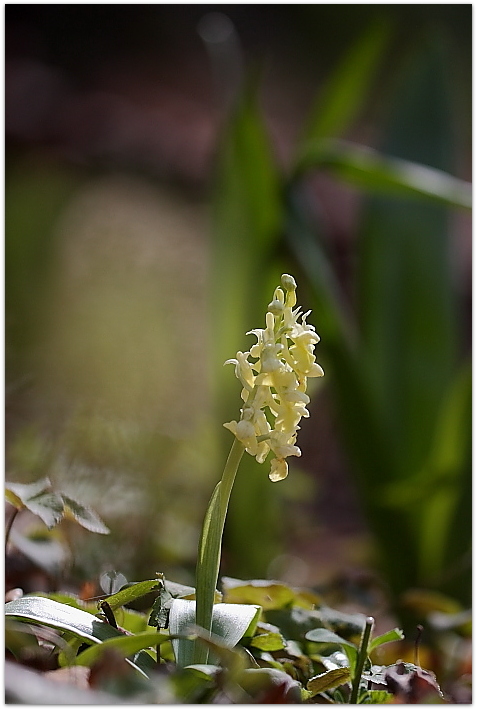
[305,628,357,648]
[303,19,391,143]
[9,528,68,575]
[249,632,286,652]
[62,495,110,534]
[6,479,63,529]
[368,628,404,653]
[295,139,471,209]
[307,667,351,696]
[5,478,110,534]
[74,630,168,668]
[359,689,394,703]
[222,577,297,610]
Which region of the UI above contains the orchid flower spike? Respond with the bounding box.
[224,274,324,481]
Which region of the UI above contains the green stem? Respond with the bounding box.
[5,507,19,553]
[193,437,245,663]
[350,616,374,704]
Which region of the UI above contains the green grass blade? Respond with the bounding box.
[294,139,471,209]
[302,18,391,143]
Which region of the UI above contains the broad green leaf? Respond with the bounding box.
[307,667,351,696]
[169,598,260,667]
[303,19,391,143]
[102,579,162,611]
[305,627,357,648]
[43,592,148,634]
[75,630,169,668]
[368,628,404,652]
[296,139,471,209]
[61,494,109,534]
[5,596,122,644]
[249,632,285,652]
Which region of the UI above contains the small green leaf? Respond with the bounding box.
[249,632,285,652]
[148,581,173,629]
[368,628,404,652]
[75,630,169,668]
[305,627,357,648]
[61,494,109,534]
[358,690,394,703]
[307,667,351,696]
[102,579,162,611]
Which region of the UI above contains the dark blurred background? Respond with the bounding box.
[5,4,471,637]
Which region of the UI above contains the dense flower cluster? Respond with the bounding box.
[224,274,324,481]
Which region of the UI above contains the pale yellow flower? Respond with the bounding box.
[224,274,323,481]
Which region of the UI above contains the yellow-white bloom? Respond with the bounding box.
[224,274,324,481]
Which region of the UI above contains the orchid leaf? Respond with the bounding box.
[5,596,122,644]
[169,598,260,668]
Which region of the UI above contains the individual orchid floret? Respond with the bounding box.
[224,274,323,481]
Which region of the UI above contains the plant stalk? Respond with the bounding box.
[5,507,19,552]
[350,616,374,704]
[193,437,245,663]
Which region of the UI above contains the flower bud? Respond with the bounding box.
[281,274,297,291]
[267,299,284,316]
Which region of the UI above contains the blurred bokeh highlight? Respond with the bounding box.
[5,5,471,630]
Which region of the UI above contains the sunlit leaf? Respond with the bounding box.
[62,494,110,534]
[169,598,260,668]
[368,628,404,652]
[249,632,286,652]
[307,667,351,696]
[222,577,296,610]
[5,596,122,644]
[296,139,472,209]
[103,579,162,611]
[5,479,64,529]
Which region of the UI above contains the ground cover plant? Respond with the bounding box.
[4,277,463,703]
